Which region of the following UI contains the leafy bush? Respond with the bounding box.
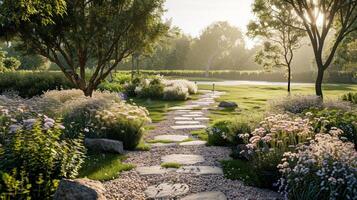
[0,71,74,98]
[305,108,357,149]
[278,133,357,200]
[0,115,85,199]
[271,95,352,114]
[164,79,198,94]
[241,114,314,188]
[270,95,323,114]
[0,50,21,72]
[138,77,165,99]
[163,84,189,100]
[342,92,357,104]
[207,119,251,146]
[55,90,151,150]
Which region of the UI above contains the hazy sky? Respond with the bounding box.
[163,0,256,47]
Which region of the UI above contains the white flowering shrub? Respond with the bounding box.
[164,79,198,94]
[278,132,357,200]
[163,84,189,100]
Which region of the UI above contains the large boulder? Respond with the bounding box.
[54,178,106,200]
[218,101,238,108]
[84,138,124,154]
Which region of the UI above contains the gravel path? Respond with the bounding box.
[104,91,281,200]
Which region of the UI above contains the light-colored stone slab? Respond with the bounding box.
[154,135,189,142]
[171,125,207,130]
[181,191,227,200]
[136,166,175,175]
[161,154,204,165]
[182,114,203,117]
[189,111,204,115]
[169,105,199,110]
[144,183,189,199]
[174,117,193,120]
[176,166,223,175]
[175,121,200,125]
[179,140,207,146]
[194,117,209,121]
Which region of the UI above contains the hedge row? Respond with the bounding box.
[0,71,74,98]
[138,70,357,84]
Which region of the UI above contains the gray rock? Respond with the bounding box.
[54,178,106,200]
[218,101,238,108]
[84,138,124,154]
[144,183,189,199]
[181,191,227,200]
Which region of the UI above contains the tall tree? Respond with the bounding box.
[0,0,168,96]
[283,0,357,98]
[189,21,245,76]
[248,0,305,93]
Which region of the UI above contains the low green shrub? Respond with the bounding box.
[278,134,357,200]
[305,108,357,148]
[0,115,85,199]
[342,92,357,104]
[0,71,74,98]
[207,119,251,146]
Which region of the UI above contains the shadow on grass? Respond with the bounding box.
[79,152,134,181]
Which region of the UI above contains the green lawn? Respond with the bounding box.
[198,84,357,123]
[129,93,201,123]
[79,153,134,181]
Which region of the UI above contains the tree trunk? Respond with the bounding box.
[131,55,135,81]
[287,66,291,94]
[315,68,325,98]
[83,87,94,97]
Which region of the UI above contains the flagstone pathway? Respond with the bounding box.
[104,90,280,200]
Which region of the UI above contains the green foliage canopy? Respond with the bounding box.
[0,0,168,96]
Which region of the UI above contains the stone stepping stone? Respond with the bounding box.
[181,191,227,200]
[182,114,203,117]
[136,166,175,175]
[176,166,223,175]
[161,154,204,165]
[169,105,199,110]
[194,117,209,121]
[144,183,189,199]
[154,135,189,142]
[175,121,200,125]
[189,111,204,115]
[179,140,207,146]
[174,117,193,120]
[171,125,207,130]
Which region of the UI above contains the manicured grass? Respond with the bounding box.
[79,153,134,181]
[190,129,208,141]
[129,98,185,123]
[147,139,175,144]
[135,141,151,151]
[161,162,182,169]
[198,84,357,123]
[129,92,201,123]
